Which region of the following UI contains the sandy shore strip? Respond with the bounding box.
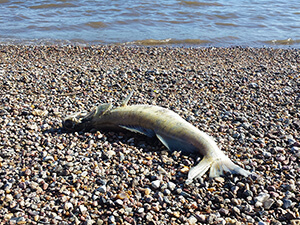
[0,45,299,224]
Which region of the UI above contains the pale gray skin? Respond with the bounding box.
[63,94,250,182]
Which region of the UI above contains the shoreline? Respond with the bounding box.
[0,38,300,49]
[0,45,299,224]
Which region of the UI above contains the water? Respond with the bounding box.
[0,0,299,47]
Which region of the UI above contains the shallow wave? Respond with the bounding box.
[263,38,300,45]
[84,21,108,29]
[214,14,238,19]
[126,38,211,46]
[179,1,223,6]
[29,3,76,9]
[0,38,91,46]
[0,37,299,49]
[215,22,238,27]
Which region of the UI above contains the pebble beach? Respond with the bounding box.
[0,45,299,225]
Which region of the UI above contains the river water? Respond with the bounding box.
[0,0,299,47]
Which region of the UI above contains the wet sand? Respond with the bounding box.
[0,45,299,224]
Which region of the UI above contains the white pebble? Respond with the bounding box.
[167,181,176,191]
[255,192,270,203]
[188,215,197,225]
[64,202,73,211]
[151,180,161,189]
[79,205,88,214]
[97,185,106,193]
[137,207,144,214]
[43,155,54,162]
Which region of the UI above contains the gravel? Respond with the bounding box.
[0,45,299,224]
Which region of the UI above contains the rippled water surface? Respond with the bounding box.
[0,0,299,47]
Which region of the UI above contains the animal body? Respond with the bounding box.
[63,92,250,183]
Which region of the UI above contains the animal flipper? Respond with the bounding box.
[94,103,112,118]
[119,125,156,137]
[121,91,134,107]
[156,133,198,154]
[81,106,98,122]
[186,155,212,184]
[186,155,251,184]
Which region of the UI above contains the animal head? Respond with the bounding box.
[63,103,112,131]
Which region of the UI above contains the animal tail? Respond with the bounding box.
[186,155,250,184]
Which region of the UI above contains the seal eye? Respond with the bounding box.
[63,120,74,130]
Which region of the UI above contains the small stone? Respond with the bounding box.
[255,192,270,203]
[172,211,180,218]
[216,218,226,225]
[180,166,189,173]
[167,181,176,191]
[43,155,54,162]
[79,205,88,215]
[43,182,49,190]
[275,199,283,207]
[145,195,153,203]
[144,188,151,195]
[214,177,225,183]
[85,219,95,225]
[65,155,73,162]
[283,199,292,209]
[285,190,296,198]
[137,207,144,214]
[151,180,161,189]
[208,214,218,224]
[4,182,12,191]
[219,208,229,216]
[80,171,88,177]
[258,221,267,225]
[255,201,263,208]
[64,202,73,211]
[233,206,240,215]
[276,154,285,162]
[115,199,123,206]
[163,188,171,195]
[108,215,115,223]
[263,198,275,209]
[96,219,104,225]
[4,213,13,221]
[249,82,259,89]
[33,215,39,222]
[26,123,38,130]
[24,169,31,176]
[30,181,39,190]
[106,150,115,159]
[231,185,239,194]
[188,215,197,225]
[152,203,160,212]
[196,214,207,223]
[291,146,300,158]
[56,143,64,150]
[225,217,238,224]
[5,194,13,202]
[97,185,106,193]
[262,151,272,158]
[146,212,153,221]
[286,212,297,220]
[243,204,253,213]
[291,219,300,225]
[32,109,49,116]
[241,122,251,130]
[243,189,253,198]
[116,192,129,200]
[16,217,27,224]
